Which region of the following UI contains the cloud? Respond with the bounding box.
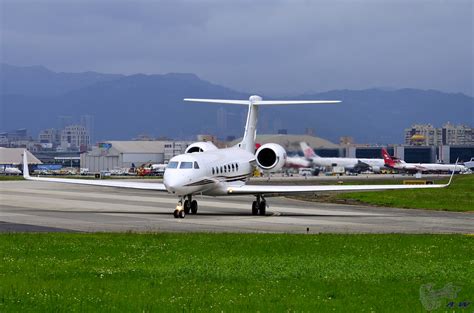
[1,0,472,95]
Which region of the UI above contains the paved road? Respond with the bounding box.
[1,181,472,233]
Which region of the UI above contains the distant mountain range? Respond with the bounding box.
[1,63,473,144]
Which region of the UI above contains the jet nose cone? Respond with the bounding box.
[163,171,176,192]
[164,170,187,194]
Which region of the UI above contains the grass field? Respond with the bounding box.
[1,233,473,312]
[0,175,24,181]
[335,174,474,212]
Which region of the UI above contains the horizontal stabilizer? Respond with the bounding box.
[184,98,249,105]
[184,96,340,106]
[253,100,340,105]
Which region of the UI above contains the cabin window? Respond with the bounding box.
[167,162,179,169]
[236,163,239,171]
[220,166,223,173]
[212,168,215,175]
[194,161,200,169]
[180,162,193,169]
[231,164,235,171]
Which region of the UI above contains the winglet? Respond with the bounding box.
[22,150,30,179]
[446,158,458,187]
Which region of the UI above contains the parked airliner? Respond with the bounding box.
[301,142,385,173]
[284,155,311,169]
[23,95,454,218]
[381,148,468,174]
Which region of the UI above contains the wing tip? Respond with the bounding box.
[446,158,458,187]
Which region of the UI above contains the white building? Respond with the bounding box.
[60,125,90,151]
[442,122,472,145]
[38,128,61,146]
[404,123,473,146]
[80,140,191,172]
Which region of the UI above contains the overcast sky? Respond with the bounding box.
[1,0,473,96]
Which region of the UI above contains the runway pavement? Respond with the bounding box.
[1,180,472,233]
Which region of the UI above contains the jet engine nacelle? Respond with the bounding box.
[255,143,287,172]
[185,142,218,153]
[371,166,381,173]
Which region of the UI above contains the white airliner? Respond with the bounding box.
[381,149,468,174]
[22,95,454,218]
[300,142,385,172]
[284,155,311,169]
[0,166,22,175]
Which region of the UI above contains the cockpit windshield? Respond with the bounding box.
[167,162,179,169]
[179,162,193,169]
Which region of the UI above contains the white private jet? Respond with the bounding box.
[22,95,454,218]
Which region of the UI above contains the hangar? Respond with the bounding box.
[80,141,191,172]
[0,148,42,165]
[230,134,339,153]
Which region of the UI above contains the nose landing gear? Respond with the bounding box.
[174,195,198,218]
[252,194,266,216]
[173,200,185,218]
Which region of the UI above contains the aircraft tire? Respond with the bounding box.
[173,209,179,218]
[191,200,198,214]
[252,201,258,215]
[184,200,190,214]
[179,210,185,218]
[259,201,266,216]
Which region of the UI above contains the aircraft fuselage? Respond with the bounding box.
[163,147,255,196]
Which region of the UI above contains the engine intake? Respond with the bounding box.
[255,143,287,172]
[185,142,218,153]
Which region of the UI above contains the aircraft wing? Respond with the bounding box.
[22,152,167,191]
[227,175,453,195]
[24,176,167,191]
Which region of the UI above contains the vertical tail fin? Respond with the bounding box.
[240,96,260,153]
[381,148,396,167]
[300,142,318,159]
[184,96,340,154]
[22,150,30,179]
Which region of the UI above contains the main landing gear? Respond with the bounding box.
[252,194,266,216]
[173,195,198,218]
